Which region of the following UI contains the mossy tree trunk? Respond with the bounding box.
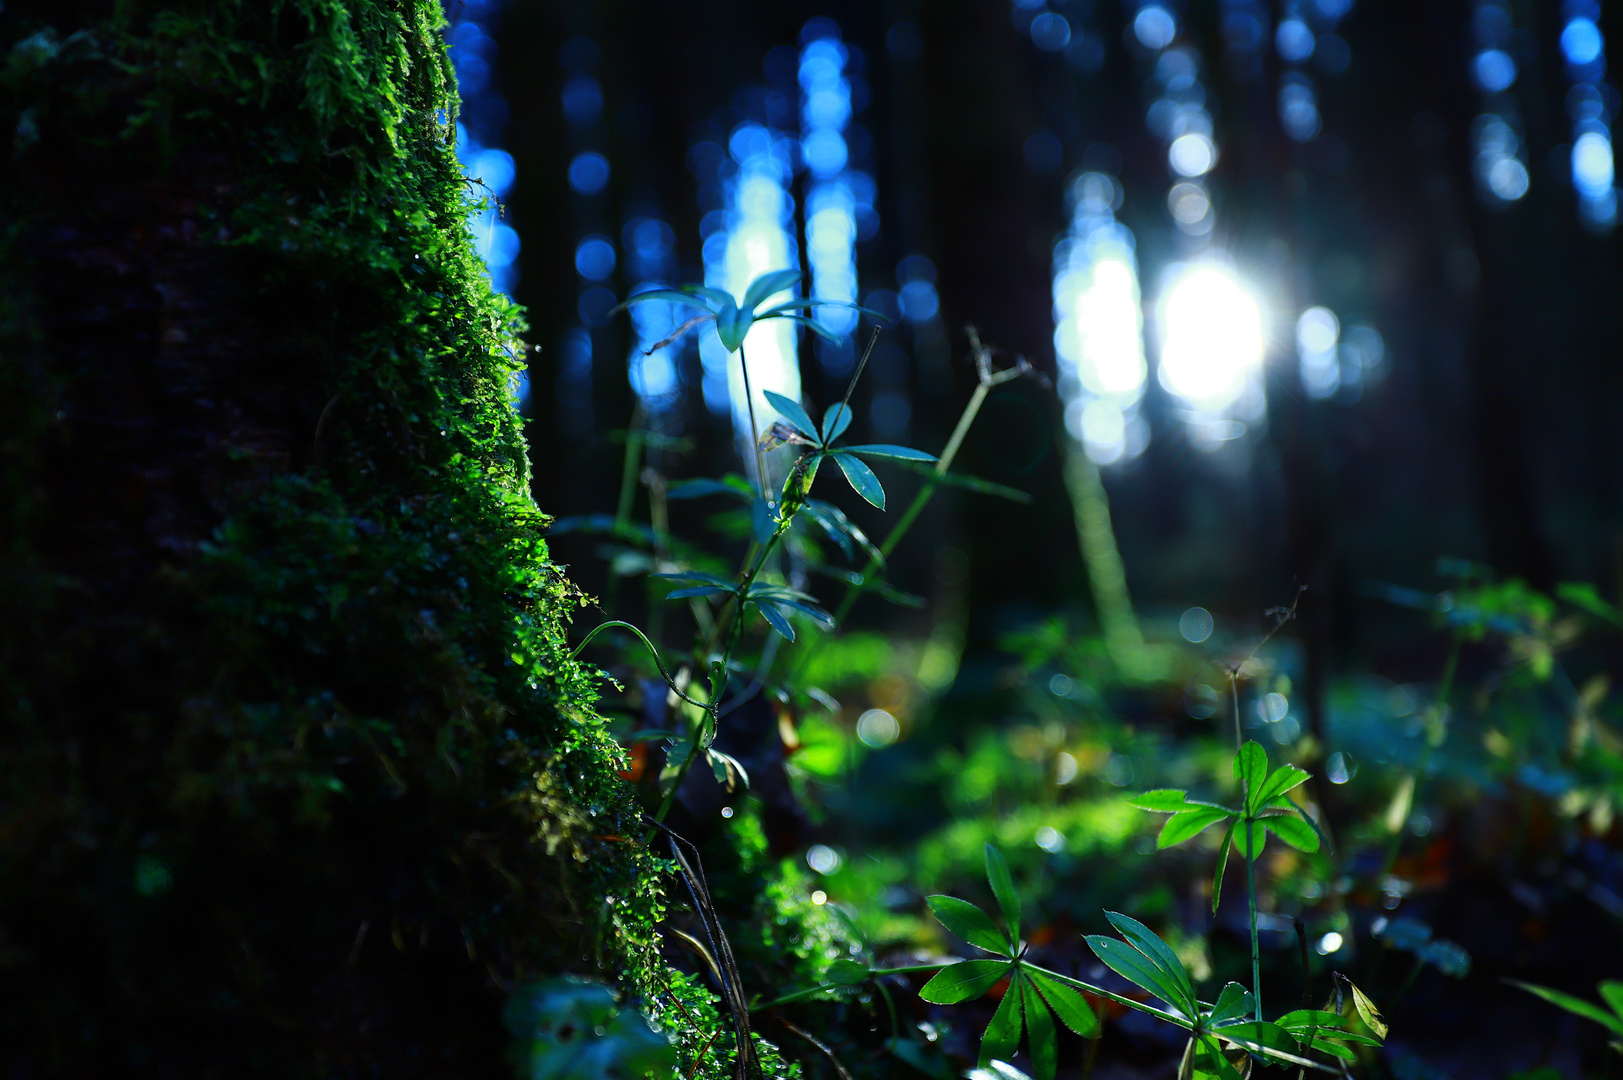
[0,2,660,1074]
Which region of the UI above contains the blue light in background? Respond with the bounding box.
[1561,2,1617,231]
[446,1,519,300]
[1470,2,1531,206]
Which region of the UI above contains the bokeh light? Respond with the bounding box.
[1158,263,1265,412]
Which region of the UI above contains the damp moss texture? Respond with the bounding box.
[0,1,666,1073]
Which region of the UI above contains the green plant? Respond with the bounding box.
[898,844,1380,1080]
[504,978,678,1080]
[1506,978,1623,1053]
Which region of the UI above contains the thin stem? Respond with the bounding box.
[1246,821,1261,1022]
[737,341,771,502]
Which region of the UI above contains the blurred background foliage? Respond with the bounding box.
[448,0,1623,1076]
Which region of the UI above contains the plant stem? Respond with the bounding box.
[1246,823,1261,1022]
[737,340,772,502]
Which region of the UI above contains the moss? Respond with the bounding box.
[0,1,672,1073]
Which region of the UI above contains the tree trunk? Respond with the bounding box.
[0,2,654,1073]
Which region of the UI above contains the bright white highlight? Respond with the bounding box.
[1168,132,1216,176]
[1158,264,1265,410]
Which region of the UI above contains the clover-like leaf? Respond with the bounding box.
[1027,970,1098,1037]
[762,390,820,445]
[985,844,1021,944]
[831,451,885,509]
[919,959,1011,1004]
[1158,807,1233,849]
[1021,976,1058,1080]
[1231,819,1267,863]
[927,895,1012,955]
[979,977,1024,1069]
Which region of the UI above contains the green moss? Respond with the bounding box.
[0,1,676,1072]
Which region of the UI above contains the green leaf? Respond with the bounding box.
[1274,1009,1346,1032]
[842,443,939,462]
[764,596,836,629]
[1208,982,1254,1026]
[1343,978,1389,1040]
[762,390,820,443]
[665,585,732,600]
[651,570,735,587]
[1234,742,1269,812]
[821,402,855,444]
[742,268,802,314]
[667,478,750,501]
[707,749,748,789]
[1158,808,1233,849]
[1213,1021,1301,1056]
[1600,982,1623,1022]
[1027,969,1098,1037]
[892,459,1033,503]
[926,895,1011,955]
[1262,814,1320,852]
[714,298,748,352]
[752,600,797,642]
[684,284,735,309]
[1211,821,1235,915]
[1086,936,1191,1018]
[1231,820,1267,863]
[1103,912,1196,1012]
[1277,794,1332,854]
[827,959,869,985]
[985,845,1021,945]
[831,452,886,509]
[1506,979,1623,1036]
[1130,789,1195,812]
[1021,977,1058,1080]
[979,979,1024,1069]
[1256,764,1311,806]
[1557,581,1623,626]
[918,959,1011,1004]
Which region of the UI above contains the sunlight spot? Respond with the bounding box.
[1158,263,1265,411]
[856,708,900,747]
[807,844,842,874]
[1316,931,1344,955]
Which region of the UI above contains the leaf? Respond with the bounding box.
[781,313,845,344]
[1158,808,1233,849]
[1021,977,1058,1080]
[1208,982,1254,1026]
[1601,981,1623,1022]
[752,600,797,642]
[1211,822,1235,915]
[1103,912,1196,1012]
[626,729,679,743]
[764,595,836,629]
[714,297,748,352]
[1027,969,1098,1037]
[979,976,1024,1069]
[1231,820,1267,863]
[985,845,1021,945]
[1255,764,1311,806]
[1274,1009,1346,1032]
[926,895,1011,956]
[1343,978,1389,1040]
[827,959,869,985]
[832,452,886,510]
[803,499,884,565]
[651,570,735,588]
[821,402,855,444]
[1085,936,1190,1018]
[742,268,802,314]
[842,443,939,462]
[1262,814,1320,852]
[918,959,1012,1004]
[1558,581,1623,626]
[707,749,748,790]
[665,585,732,600]
[1506,979,1623,1037]
[616,288,718,312]
[892,459,1033,503]
[1278,794,1333,854]
[1131,789,1195,812]
[1234,742,1269,812]
[762,390,820,443]
[1213,1021,1302,1056]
